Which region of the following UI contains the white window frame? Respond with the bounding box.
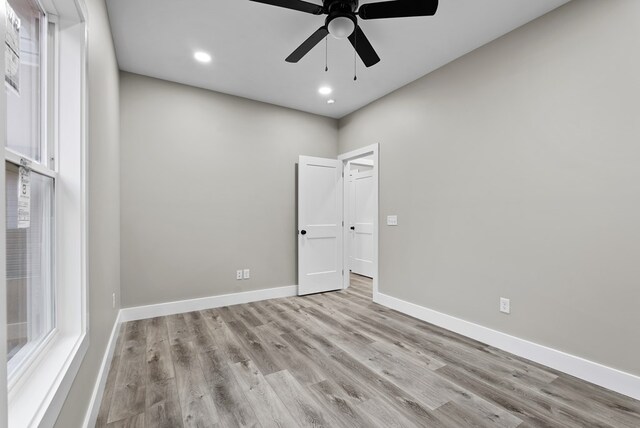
[2,0,88,426]
[0,3,8,427]
[4,5,57,379]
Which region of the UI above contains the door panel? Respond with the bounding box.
[298,156,343,295]
[349,170,374,277]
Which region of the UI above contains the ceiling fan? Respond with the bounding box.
[250,0,439,67]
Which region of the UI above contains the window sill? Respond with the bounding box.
[8,332,88,427]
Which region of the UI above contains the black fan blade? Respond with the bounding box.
[358,0,438,20]
[348,25,380,67]
[250,0,323,15]
[286,26,329,63]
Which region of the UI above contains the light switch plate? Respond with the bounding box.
[387,215,398,226]
[243,269,251,279]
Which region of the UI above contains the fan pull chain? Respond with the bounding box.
[325,36,328,72]
[353,30,358,81]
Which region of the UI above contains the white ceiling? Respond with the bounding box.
[106,0,569,119]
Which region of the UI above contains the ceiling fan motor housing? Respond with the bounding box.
[324,0,358,14]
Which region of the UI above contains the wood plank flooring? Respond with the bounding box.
[96,274,640,427]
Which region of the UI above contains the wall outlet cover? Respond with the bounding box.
[236,270,243,280]
[387,215,398,226]
[500,297,511,314]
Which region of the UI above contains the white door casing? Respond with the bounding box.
[348,170,375,277]
[298,156,343,295]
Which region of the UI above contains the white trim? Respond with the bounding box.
[120,285,299,322]
[4,147,59,180]
[350,158,374,167]
[36,334,88,427]
[82,311,122,428]
[374,292,640,401]
[338,143,379,296]
[8,333,88,427]
[0,1,9,425]
[7,328,58,390]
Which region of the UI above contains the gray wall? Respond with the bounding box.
[120,73,338,307]
[55,0,121,425]
[339,0,640,376]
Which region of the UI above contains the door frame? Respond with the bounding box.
[338,143,379,297]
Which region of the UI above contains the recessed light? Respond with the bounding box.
[327,99,335,104]
[318,86,332,95]
[194,51,212,63]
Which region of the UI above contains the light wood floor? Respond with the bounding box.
[97,274,640,427]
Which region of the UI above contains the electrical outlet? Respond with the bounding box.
[236,270,243,280]
[500,297,511,314]
[387,215,398,226]
[243,269,251,279]
[112,293,116,309]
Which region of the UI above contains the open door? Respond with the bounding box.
[298,156,343,296]
[348,170,375,277]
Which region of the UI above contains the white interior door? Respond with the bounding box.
[349,170,375,277]
[298,156,343,295]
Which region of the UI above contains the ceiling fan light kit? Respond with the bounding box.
[250,0,439,68]
[328,14,355,39]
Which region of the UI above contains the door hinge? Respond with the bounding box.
[342,221,344,227]
[342,269,344,276]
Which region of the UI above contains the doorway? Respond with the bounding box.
[347,158,375,278]
[339,144,378,300]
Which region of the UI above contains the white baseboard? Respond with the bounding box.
[119,285,298,322]
[82,310,123,428]
[374,292,640,401]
